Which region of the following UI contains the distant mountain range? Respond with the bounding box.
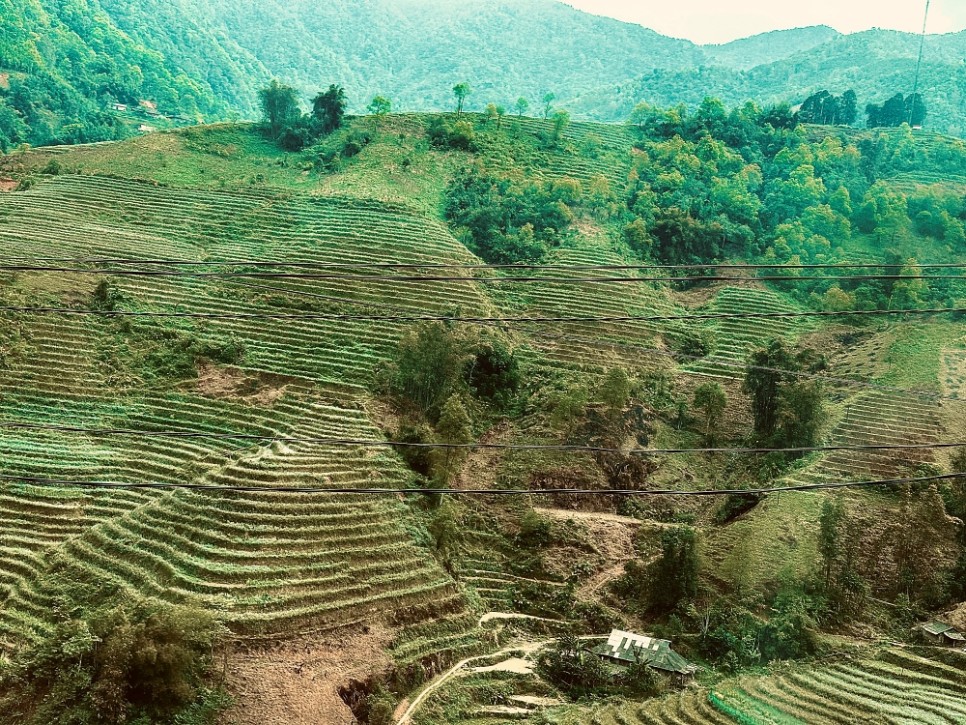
[2,0,966,147]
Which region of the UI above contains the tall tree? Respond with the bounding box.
[312,84,346,134]
[515,97,529,117]
[542,91,556,119]
[841,90,858,126]
[551,109,570,142]
[453,82,471,115]
[743,340,795,438]
[693,382,727,443]
[906,93,927,126]
[648,526,700,613]
[367,95,392,118]
[432,394,473,485]
[819,498,844,590]
[258,80,300,138]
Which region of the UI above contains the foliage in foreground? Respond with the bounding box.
[0,595,227,725]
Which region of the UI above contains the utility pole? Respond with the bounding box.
[909,0,931,127]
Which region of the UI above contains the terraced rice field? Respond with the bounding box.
[0,174,498,655]
[685,286,807,378]
[589,649,966,725]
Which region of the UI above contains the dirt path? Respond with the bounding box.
[535,508,646,527]
[394,638,554,725]
[478,611,563,627]
[219,624,391,725]
[395,634,605,724]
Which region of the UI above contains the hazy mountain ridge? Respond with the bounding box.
[702,25,842,69]
[3,0,966,148]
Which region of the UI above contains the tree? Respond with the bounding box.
[367,95,391,119]
[258,79,300,138]
[542,91,556,119]
[429,499,462,572]
[515,97,529,117]
[693,382,727,443]
[495,104,506,129]
[312,84,347,135]
[453,82,471,115]
[841,90,858,126]
[648,526,700,613]
[551,109,570,143]
[743,340,795,438]
[776,380,823,448]
[819,498,844,589]
[906,93,927,126]
[599,367,631,417]
[889,257,928,309]
[432,394,474,485]
[391,322,471,419]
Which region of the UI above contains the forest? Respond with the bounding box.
[4,0,966,149]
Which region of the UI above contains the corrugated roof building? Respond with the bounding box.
[919,621,965,646]
[593,630,697,680]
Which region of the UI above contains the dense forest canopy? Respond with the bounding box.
[3,0,966,148]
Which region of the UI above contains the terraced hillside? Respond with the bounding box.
[0,173,507,679]
[410,647,966,724]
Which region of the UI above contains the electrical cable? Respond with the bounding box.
[0,470,961,496]
[7,257,966,271]
[1,305,964,323]
[2,266,966,284]
[0,421,957,456]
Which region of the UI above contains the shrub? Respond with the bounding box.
[0,599,224,725]
[427,118,477,151]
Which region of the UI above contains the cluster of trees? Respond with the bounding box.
[258,80,349,150]
[384,322,520,488]
[819,484,957,618]
[616,97,966,313]
[444,168,580,264]
[866,93,927,129]
[743,340,824,450]
[798,90,858,127]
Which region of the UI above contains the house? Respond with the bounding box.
[137,124,156,133]
[919,621,965,646]
[111,103,128,112]
[593,629,698,683]
[138,100,159,116]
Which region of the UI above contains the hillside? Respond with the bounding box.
[5,0,966,152]
[0,108,965,722]
[703,25,842,70]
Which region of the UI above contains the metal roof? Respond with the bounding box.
[921,621,955,635]
[593,629,697,675]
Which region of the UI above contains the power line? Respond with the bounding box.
[0,470,960,496]
[1,305,964,323]
[2,265,965,284]
[910,0,932,126]
[0,422,957,455]
[7,257,966,271]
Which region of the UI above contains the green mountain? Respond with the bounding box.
[703,25,842,70]
[591,29,966,136]
[3,0,966,150]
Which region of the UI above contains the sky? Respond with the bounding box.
[563,0,966,45]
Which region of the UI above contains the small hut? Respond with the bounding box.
[593,630,698,684]
[920,621,965,646]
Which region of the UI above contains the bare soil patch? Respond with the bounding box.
[0,178,17,192]
[0,73,8,90]
[195,362,288,405]
[219,624,392,725]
